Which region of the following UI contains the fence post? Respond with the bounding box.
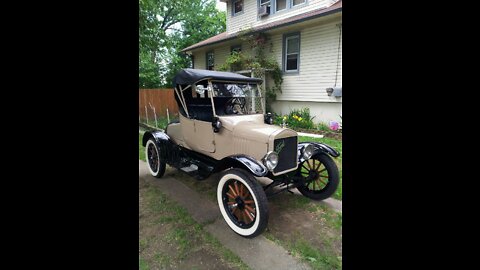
[145,105,148,125]
[153,106,158,128]
[166,108,170,124]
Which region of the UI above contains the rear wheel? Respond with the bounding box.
[296,154,339,201]
[217,169,268,238]
[145,138,166,178]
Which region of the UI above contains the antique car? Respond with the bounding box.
[142,69,340,237]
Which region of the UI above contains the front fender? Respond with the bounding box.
[298,142,340,162]
[216,155,268,177]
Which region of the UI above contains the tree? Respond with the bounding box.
[139,0,226,88]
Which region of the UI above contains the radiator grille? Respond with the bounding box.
[273,136,297,173]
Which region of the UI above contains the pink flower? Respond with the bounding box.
[329,121,339,131]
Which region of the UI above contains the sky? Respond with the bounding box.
[216,0,226,11]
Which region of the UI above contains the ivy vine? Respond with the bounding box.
[217,29,283,112]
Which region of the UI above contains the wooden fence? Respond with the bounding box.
[139,88,179,121]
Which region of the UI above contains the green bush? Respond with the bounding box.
[317,122,330,132]
[274,108,315,130]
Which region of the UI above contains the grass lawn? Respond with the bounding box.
[138,133,342,269]
[139,133,146,162]
[265,192,342,269]
[139,177,249,270]
[140,117,178,131]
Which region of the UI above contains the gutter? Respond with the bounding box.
[182,6,342,53]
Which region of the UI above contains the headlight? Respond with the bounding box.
[263,151,279,171]
[302,144,314,160]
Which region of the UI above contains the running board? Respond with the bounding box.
[178,163,213,180]
[180,164,198,173]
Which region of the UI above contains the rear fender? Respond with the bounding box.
[142,130,171,160]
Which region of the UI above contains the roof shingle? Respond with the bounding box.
[182,0,342,52]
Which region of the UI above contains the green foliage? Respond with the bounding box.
[316,122,330,132]
[217,29,283,112]
[139,51,162,88]
[274,108,315,129]
[218,50,244,71]
[139,0,226,88]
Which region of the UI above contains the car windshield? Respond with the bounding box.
[210,82,264,115]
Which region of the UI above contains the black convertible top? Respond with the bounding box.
[173,68,262,88]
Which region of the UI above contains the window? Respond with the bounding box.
[259,0,307,17]
[206,51,214,70]
[233,0,243,16]
[283,33,300,73]
[292,0,306,6]
[231,45,242,53]
[276,0,286,12]
[260,0,271,15]
[191,55,195,69]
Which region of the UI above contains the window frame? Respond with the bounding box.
[232,0,244,17]
[258,0,308,17]
[259,0,272,16]
[291,0,306,7]
[275,0,287,12]
[230,44,242,54]
[282,32,301,74]
[206,51,215,70]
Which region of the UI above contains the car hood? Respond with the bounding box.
[219,114,297,144]
[232,123,285,143]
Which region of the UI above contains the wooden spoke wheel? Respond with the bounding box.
[217,169,268,238]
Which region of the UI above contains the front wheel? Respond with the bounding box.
[296,153,339,201]
[217,168,269,238]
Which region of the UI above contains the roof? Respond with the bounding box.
[173,68,262,88]
[182,0,342,52]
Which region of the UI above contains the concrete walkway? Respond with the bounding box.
[139,160,311,270]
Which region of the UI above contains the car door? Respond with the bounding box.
[180,112,215,153]
[180,85,216,153]
[192,119,215,153]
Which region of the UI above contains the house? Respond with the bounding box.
[182,0,342,124]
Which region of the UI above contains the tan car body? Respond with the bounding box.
[167,113,298,175]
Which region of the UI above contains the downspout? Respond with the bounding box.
[334,23,342,87]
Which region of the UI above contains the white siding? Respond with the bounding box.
[271,19,342,102]
[271,100,341,124]
[194,49,207,69]
[192,41,252,70]
[226,0,258,34]
[226,0,336,34]
[214,46,230,68]
[192,16,342,103]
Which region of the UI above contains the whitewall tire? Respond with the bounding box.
[145,138,166,178]
[217,168,268,238]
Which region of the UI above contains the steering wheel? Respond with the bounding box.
[224,97,246,115]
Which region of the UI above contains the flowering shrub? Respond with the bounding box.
[329,121,340,131]
[273,108,315,129]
